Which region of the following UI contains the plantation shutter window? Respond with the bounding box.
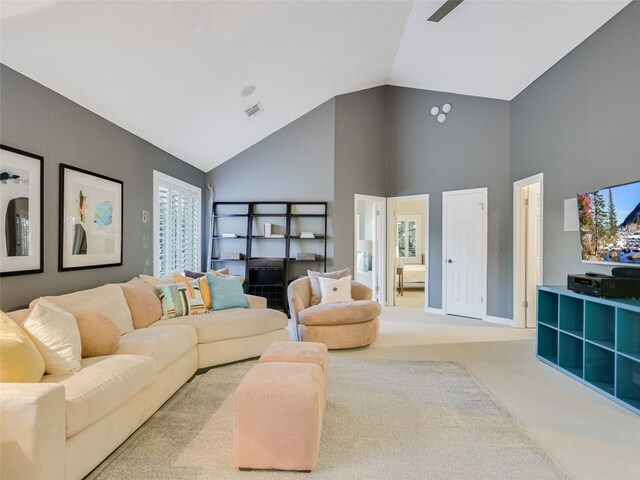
[397,215,420,262]
[153,171,201,278]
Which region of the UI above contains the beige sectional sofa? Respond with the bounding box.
[1,282,288,480]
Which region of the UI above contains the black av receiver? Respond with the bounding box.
[567,272,640,298]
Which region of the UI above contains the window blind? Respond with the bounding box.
[153,171,201,278]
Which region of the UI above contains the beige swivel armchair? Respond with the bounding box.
[288,277,381,349]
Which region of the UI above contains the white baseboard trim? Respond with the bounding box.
[484,315,515,327]
[426,307,445,315]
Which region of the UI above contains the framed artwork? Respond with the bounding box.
[0,145,44,277]
[59,164,123,271]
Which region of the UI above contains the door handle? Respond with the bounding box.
[447,259,454,263]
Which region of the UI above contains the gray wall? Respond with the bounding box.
[0,64,206,311]
[510,0,640,286]
[206,99,336,274]
[333,87,387,270]
[386,87,512,317]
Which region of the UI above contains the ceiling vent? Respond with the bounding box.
[244,102,263,119]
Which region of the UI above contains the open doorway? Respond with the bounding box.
[353,195,386,304]
[387,195,429,310]
[513,173,544,329]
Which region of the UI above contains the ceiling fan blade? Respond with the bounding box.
[427,0,465,23]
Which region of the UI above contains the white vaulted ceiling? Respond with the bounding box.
[0,0,631,171]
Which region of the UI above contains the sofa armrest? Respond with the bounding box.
[1,383,66,480]
[245,294,267,309]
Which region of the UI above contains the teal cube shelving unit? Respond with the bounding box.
[536,286,640,415]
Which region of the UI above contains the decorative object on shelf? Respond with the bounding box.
[59,164,123,271]
[264,223,272,237]
[357,240,373,272]
[221,252,244,260]
[297,252,316,261]
[221,233,238,238]
[0,145,44,276]
[300,231,315,238]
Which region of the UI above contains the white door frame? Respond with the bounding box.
[442,187,488,320]
[386,194,430,310]
[353,194,386,304]
[513,173,544,329]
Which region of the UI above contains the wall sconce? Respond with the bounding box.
[430,103,452,123]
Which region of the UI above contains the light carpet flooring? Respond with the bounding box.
[89,304,639,480]
[92,358,569,479]
[394,289,425,308]
[326,305,640,480]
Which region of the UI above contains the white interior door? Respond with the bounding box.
[525,182,542,328]
[354,195,386,304]
[443,189,487,319]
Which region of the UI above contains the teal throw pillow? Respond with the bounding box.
[205,273,249,311]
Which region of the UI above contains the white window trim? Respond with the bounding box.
[153,170,202,277]
[397,214,421,263]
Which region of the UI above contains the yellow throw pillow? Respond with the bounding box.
[174,273,212,309]
[0,310,45,383]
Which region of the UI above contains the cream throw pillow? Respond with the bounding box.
[319,275,354,304]
[23,299,82,375]
[308,268,350,305]
[0,311,45,382]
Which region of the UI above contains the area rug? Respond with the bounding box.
[89,358,570,480]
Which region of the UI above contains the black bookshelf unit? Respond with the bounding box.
[210,202,328,311]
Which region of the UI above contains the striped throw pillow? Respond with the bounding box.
[156,280,208,320]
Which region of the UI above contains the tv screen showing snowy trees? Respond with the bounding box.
[577,181,640,265]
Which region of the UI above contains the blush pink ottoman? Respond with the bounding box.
[258,341,328,408]
[234,362,324,471]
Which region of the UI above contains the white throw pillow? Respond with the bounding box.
[22,298,82,375]
[319,275,354,304]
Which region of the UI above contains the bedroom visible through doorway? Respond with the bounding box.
[387,195,429,310]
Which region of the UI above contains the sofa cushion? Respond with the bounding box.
[151,308,288,343]
[76,312,120,358]
[120,277,163,329]
[174,273,212,309]
[156,280,208,320]
[319,275,353,304]
[115,325,197,372]
[0,311,45,383]
[23,299,82,375]
[298,300,382,326]
[41,354,156,437]
[33,284,134,336]
[308,269,350,305]
[205,273,249,311]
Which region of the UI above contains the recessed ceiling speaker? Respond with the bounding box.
[241,85,256,97]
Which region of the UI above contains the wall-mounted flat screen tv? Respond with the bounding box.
[577,180,640,266]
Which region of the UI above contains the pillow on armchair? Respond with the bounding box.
[307,268,350,305]
[319,276,354,304]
